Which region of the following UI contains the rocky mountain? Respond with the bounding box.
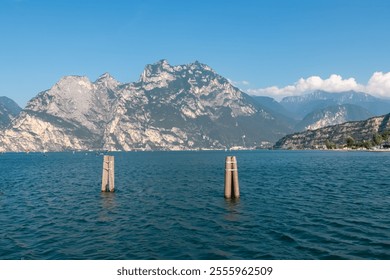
[274,114,390,149]
[280,90,390,119]
[0,73,119,151]
[0,60,293,152]
[0,96,21,129]
[294,104,373,131]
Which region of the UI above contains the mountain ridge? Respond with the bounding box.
[2,61,390,152]
[280,90,390,119]
[0,60,292,152]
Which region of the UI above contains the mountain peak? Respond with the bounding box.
[187,60,215,73]
[95,72,120,88]
[54,75,91,87]
[140,59,174,84]
[157,59,170,66]
[148,59,172,69]
[0,96,21,128]
[0,96,21,110]
[97,72,114,80]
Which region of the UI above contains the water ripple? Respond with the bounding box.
[0,151,390,259]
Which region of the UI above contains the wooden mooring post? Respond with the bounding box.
[224,156,240,199]
[101,155,115,192]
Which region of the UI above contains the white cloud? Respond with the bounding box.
[366,72,390,99]
[248,72,390,100]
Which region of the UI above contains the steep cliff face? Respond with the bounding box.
[0,60,292,152]
[274,114,390,149]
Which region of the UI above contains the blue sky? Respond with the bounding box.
[1,0,390,106]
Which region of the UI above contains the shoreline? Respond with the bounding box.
[2,147,390,154]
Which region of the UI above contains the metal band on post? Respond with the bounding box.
[224,156,240,199]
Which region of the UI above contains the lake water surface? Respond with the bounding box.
[0,150,389,259]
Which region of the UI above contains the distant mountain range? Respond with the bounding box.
[252,90,390,132]
[280,90,390,119]
[1,61,390,152]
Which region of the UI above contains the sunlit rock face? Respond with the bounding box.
[0,60,292,152]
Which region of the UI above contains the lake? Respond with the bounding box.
[0,150,389,259]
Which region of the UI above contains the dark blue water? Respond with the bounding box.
[0,150,389,260]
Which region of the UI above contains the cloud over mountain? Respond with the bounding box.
[249,71,390,100]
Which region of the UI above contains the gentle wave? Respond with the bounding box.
[0,151,390,259]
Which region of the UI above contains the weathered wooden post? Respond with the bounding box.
[224,156,233,199]
[108,156,115,192]
[225,156,240,199]
[231,156,240,198]
[102,155,115,192]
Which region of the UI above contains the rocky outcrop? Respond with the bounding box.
[274,114,390,149]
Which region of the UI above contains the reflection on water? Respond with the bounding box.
[223,198,242,222]
[100,192,117,210]
[98,192,117,223]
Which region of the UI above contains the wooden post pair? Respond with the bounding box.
[224,156,240,199]
[101,155,115,192]
[101,155,239,197]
